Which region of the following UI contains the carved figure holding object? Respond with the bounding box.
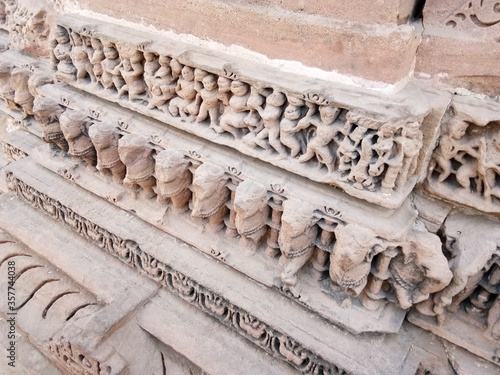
[59,109,97,167]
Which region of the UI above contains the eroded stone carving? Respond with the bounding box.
[191,162,229,232]
[59,109,97,166]
[88,123,126,183]
[118,134,156,198]
[425,213,500,324]
[278,199,318,287]
[49,20,430,208]
[47,337,113,375]
[427,97,500,212]
[6,173,344,375]
[330,223,383,296]
[32,96,68,151]
[446,0,500,30]
[51,25,76,81]
[234,180,269,256]
[154,149,192,211]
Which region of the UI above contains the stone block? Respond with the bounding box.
[78,0,421,84]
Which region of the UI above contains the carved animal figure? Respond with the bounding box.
[278,199,318,287]
[191,163,229,232]
[32,96,68,152]
[154,149,192,211]
[329,223,383,296]
[118,134,156,199]
[88,123,126,183]
[431,212,500,323]
[234,180,269,256]
[59,110,97,166]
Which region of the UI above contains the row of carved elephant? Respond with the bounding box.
[49,25,424,195]
[14,90,499,333]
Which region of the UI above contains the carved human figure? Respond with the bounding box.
[329,223,383,296]
[422,213,500,323]
[51,26,76,81]
[154,149,192,211]
[337,125,367,175]
[191,163,230,232]
[479,136,500,202]
[88,123,126,183]
[280,104,306,158]
[278,199,318,287]
[218,80,251,137]
[397,121,423,188]
[0,61,15,109]
[217,76,232,110]
[430,118,469,183]
[388,226,453,309]
[295,105,341,173]
[143,52,160,93]
[185,68,207,116]
[70,32,95,83]
[59,110,97,166]
[118,134,156,199]
[168,65,197,118]
[252,91,287,155]
[146,55,176,110]
[10,67,34,116]
[195,74,220,128]
[347,131,377,190]
[169,58,182,80]
[32,96,68,152]
[234,180,270,256]
[115,57,147,100]
[89,38,105,86]
[101,44,124,91]
[368,123,405,194]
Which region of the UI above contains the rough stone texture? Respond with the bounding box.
[77,0,421,84]
[415,0,500,96]
[0,0,500,374]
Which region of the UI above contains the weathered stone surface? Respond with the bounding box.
[415,0,500,96]
[76,0,421,84]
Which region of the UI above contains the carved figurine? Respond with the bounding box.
[234,180,270,256]
[253,91,287,155]
[114,58,147,100]
[32,96,68,152]
[89,38,105,86]
[422,212,500,323]
[397,121,423,187]
[348,131,377,191]
[51,26,76,81]
[101,44,124,91]
[0,62,16,110]
[191,163,230,232]
[295,105,341,173]
[337,125,367,175]
[154,149,192,211]
[69,32,95,83]
[143,52,160,93]
[118,134,156,199]
[146,55,176,110]
[59,110,97,166]
[218,80,251,137]
[329,224,383,296]
[280,104,306,158]
[278,199,318,287]
[195,74,220,127]
[389,225,453,309]
[430,118,469,183]
[168,65,197,118]
[10,67,34,116]
[88,123,126,183]
[185,68,207,116]
[217,76,232,109]
[369,123,404,194]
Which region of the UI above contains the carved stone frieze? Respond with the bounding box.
[426,96,500,214]
[46,337,114,375]
[5,171,349,375]
[46,14,441,209]
[2,140,27,160]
